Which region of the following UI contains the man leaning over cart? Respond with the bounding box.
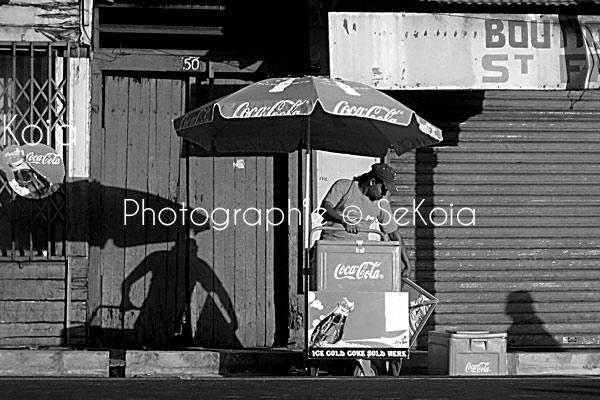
[319,162,412,278]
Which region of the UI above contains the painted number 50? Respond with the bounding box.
[182,57,203,71]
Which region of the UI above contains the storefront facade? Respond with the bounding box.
[87,1,309,350]
[328,7,600,349]
[3,0,598,354]
[1,0,310,351]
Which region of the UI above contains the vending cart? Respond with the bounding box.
[306,228,438,376]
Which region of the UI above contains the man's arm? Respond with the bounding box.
[320,179,359,234]
[322,201,359,234]
[388,229,412,278]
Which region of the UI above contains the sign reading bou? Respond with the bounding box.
[329,13,600,90]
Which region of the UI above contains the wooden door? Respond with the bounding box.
[99,76,187,348]
[98,75,276,349]
[187,79,276,348]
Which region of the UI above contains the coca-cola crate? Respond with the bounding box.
[428,331,508,376]
[310,240,402,292]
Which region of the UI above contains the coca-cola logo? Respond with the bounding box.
[1,144,64,200]
[232,100,311,118]
[465,362,491,373]
[4,148,23,164]
[25,152,61,165]
[333,261,384,280]
[178,106,213,129]
[332,101,402,124]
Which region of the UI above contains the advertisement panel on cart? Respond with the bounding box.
[307,290,410,359]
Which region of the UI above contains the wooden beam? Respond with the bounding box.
[87,7,103,335]
[93,50,265,75]
[98,24,224,36]
[94,51,194,71]
[0,301,86,323]
[95,4,225,11]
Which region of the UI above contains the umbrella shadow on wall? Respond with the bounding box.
[0,179,204,348]
[52,181,242,350]
[505,290,561,349]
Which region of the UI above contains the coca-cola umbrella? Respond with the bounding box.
[173,75,442,240]
[172,76,443,347]
[173,76,442,157]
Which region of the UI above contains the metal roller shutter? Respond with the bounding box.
[387,89,600,349]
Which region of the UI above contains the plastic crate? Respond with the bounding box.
[428,331,508,376]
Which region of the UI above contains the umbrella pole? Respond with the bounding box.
[303,117,311,355]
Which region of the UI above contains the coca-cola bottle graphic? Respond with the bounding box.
[310,297,354,347]
[5,147,50,197]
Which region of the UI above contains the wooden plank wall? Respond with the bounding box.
[99,76,276,349]
[100,76,187,349]
[287,151,303,348]
[388,89,600,349]
[187,79,276,348]
[0,261,86,346]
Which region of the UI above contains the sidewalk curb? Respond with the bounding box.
[125,350,220,378]
[508,351,600,375]
[1,348,599,377]
[0,349,109,377]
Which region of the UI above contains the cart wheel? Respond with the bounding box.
[389,360,402,376]
[352,361,378,376]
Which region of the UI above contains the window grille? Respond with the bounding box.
[0,43,70,260]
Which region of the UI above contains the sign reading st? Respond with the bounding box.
[329,13,600,90]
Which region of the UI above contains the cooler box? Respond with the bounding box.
[428,331,507,376]
[310,240,402,291]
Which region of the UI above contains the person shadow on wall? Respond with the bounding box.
[505,290,561,349]
[120,228,241,349]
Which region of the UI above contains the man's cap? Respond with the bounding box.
[371,163,398,194]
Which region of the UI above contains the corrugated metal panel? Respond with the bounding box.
[387,89,600,349]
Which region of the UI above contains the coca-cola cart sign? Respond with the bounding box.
[307,236,439,360]
[308,290,410,359]
[1,144,65,200]
[311,241,402,292]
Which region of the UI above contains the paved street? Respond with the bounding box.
[1,377,599,400]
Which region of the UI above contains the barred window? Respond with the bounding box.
[0,43,69,260]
